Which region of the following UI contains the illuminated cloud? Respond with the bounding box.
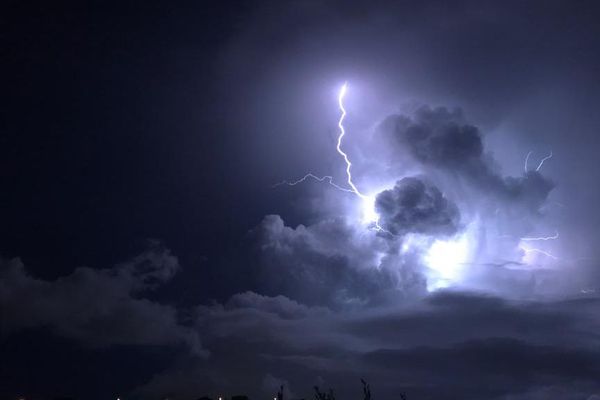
[380,106,554,211]
[249,214,424,307]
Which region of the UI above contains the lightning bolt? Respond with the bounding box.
[274,83,363,197]
[520,231,559,241]
[516,148,560,264]
[273,83,394,235]
[272,173,355,193]
[524,151,533,172]
[521,151,559,261]
[334,83,393,235]
[519,245,558,260]
[518,228,560,263]
[336,82,366,199]
[524,150,553,172]
[535,150,553,172]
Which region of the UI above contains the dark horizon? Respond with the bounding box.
[3,1,600,399]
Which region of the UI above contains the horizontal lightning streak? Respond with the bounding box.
[272,173,355,193]
[273,83,362,197]
[520,246,558,260]
[520,232,559,241]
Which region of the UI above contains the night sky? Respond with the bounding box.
[3,1,600,399]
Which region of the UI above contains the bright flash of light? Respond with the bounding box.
[360,194,379,224]
[424,233,471,291]
[275,82,389,230]
[519,244,558,263]
[335,83,397,232]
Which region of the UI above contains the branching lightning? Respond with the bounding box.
[336,82,366,199]
[519,231,559,261]
[274,82,364,197]
[521,150,560,262]
[272,173,354,193]
[334,84,394,234]
[519,245,559,260]
[524,150,553,172]
[273,82,393,234]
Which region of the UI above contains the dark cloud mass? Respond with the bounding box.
[3,242,600,399]
[375,177,460,236]
[380,106,554,211]
[134,291,600,400]
[0,243,205,356]
[250,215,421,307]
[382,107,483,168]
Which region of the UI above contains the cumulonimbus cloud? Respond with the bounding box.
[375,177,461,236]
[379,106,554,212]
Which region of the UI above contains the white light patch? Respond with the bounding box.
[424,233,471,291]
[519,243,558,263]
[360,195,379,224]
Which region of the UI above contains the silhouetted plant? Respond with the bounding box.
[314,386,335,400]
[314,386,326,400]
[361,379,371,400]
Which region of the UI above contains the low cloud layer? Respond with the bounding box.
[135,290,600,400]
[0,242,205,356]
[2,242,599,399]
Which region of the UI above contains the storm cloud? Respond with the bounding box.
[380,106,554,212]
[375,177,460,236]
[4,1,600,399]
[250,215,425,307]
[0,243,205,356]
[133,290,600,400]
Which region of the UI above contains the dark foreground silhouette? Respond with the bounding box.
[312,379,407,400]
[50,378,407,400]
[195,379,407,400]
